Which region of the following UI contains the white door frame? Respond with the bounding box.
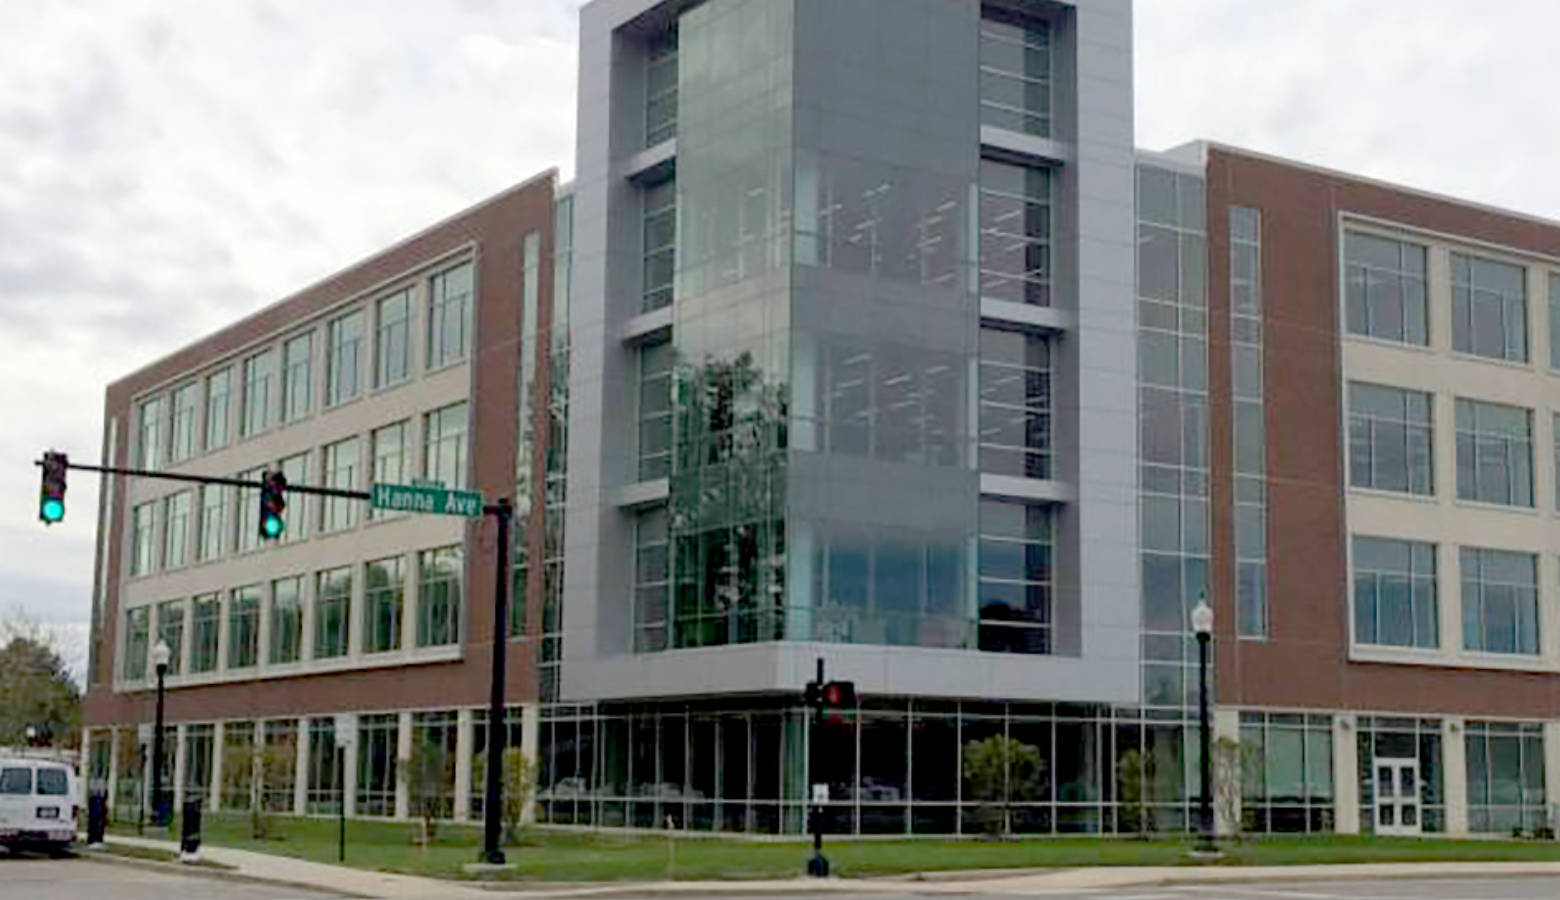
[1374,757,1422,836]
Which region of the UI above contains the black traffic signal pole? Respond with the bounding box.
[480,498,513,865]
[807,657,828,878]
[49,456,521,865]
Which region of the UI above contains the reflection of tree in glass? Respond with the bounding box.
[667,350,789,649]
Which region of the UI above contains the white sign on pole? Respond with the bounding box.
[334,713,356,749]
[811,783,829,803]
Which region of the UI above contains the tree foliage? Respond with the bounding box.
[402,740,454,844]
[1116,748,1157,836]
[0,615,81,748]
[962,735,1043,836]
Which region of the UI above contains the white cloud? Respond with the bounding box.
[3,0,1558,648]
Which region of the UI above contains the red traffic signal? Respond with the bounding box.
[258,470,287,540]
[806,679,856,710]
[39,451,67,525]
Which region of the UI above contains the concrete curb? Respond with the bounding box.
[79,847,370,898]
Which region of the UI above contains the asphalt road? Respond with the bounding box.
[0,853,335,900]
[834,880,1560,900]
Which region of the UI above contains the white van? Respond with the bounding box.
[0,755,78,855]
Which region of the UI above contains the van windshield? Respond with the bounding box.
[36,768,68,796]
[0,767,31,795]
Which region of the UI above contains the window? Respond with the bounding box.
[423,402,468,488]
[137,396,164,469]
[1466,721,1546,833]
[35,768,67,797]
[364,556,403,653]
[1550,273,1560,370]
[979,7,1050,138]
[418,546,462,647]
[162,492,191,569]
[633,507,669,653]
[206,367,232,450]
[122,606,149,681]
[307,717,341,814]
[1461,547,1538,655]
[280,332,313,422]
[427,262,473,368]
[314,567,351,660]
[228,585,260,669]
[978,327,1051,479]
[241,350,274,437]
[277,452,309,543]
[319,311,361,407]
[1455,398,1533,507]
[197,484,228,562]
[645,26,677,146]
[222,721,256,810]
[375,290,412,387]
[321,437,360,532]
[979,158,1051,306]
[371,422,408,519]
[190,593,219,673]
[170,383,199,463]
[182,724,213,804]
[410,711,458,816]
[1348,382,1433,495]
[1231,206,1267,640]
[1555,414,1560,510]
[270,576,303,665]
[1352,536,1437,649]
[977,499,1052,654]
[355,713,398,816]
[0,768,31,795]
[1453,252,1528,362]
[637,342,672,479]
[130,501,156,576]
[1343,232,1428,345]
[1240,712,1334,834]
[642,178,675,312]
[157,599,184,676]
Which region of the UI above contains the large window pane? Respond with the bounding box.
[1344,232,1428,346]
[1455,398,1532,507]
[1461,548,1538,655]
[1452,253,1527,362]
[1352,536,1438,649]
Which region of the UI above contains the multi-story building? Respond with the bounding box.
[82,0,1560,839]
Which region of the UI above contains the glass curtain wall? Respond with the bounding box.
[1356,716,1444,833]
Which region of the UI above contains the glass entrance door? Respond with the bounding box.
[1374,758,1421,836]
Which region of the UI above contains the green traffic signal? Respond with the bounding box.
[40,498,65,523]
[39,451,67,526]
[261,513,283,539]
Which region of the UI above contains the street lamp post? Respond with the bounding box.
[1190,599,1217,855]
[150,640,171,827]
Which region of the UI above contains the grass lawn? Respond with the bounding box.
[110,813,1560,882]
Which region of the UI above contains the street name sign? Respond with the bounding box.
[370,482,485,517]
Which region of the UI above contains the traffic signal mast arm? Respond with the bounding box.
[45,459,372,500]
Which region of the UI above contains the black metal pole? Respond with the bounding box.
[337,745,346,862]
[481,498,513,865]
[151,664,167,827]
[1196,630,1216,853]
[807,657,828,878]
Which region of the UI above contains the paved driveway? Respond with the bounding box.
[0,852,334,900]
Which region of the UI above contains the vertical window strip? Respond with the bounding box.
[645,25,678,147]
[1231,206,1267,639]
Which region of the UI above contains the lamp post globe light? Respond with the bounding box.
[151,639,172,827]
[24,725,37,747]
[1190,599,1217,855]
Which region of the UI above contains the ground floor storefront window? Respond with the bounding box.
[1239,712,1333,833]
[1466,720,1546,834]
[536,699,1209,835]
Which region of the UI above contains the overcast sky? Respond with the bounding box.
[4,0,1559,678]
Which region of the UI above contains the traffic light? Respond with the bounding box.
[804,679,856,712]
[39,451,67,525]
[258,470,287,540]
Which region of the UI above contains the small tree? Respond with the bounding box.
[1213,736,1256,840]
[502,747,536,844]
[222,740,295,839]
[402,742,453,846]
[962,735,1043,837]
[1116,748,1157,837]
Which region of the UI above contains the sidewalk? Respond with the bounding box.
[91,833,1560,899]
